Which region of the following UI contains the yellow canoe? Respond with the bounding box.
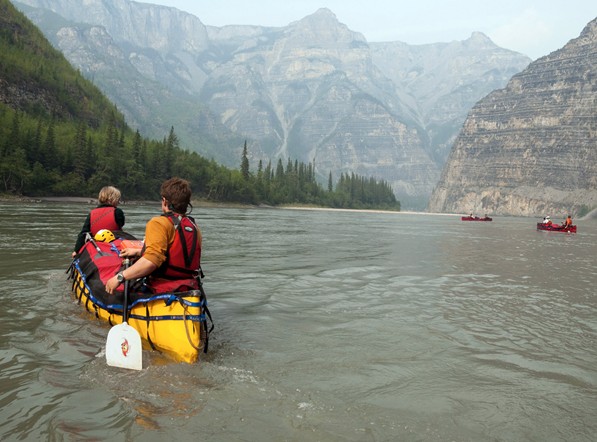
[68,239,212,364]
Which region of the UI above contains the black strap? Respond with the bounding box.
[145,303,157,351]
[197,273,214,353]
[158,264,197,279]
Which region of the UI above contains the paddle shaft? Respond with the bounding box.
[122,259,130,323]
[85,233,109,256]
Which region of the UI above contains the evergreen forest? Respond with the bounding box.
[0,0,399,211]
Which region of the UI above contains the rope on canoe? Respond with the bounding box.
[182,301,205,353]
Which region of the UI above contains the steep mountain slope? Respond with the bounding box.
[0,0,248,202]
[14,0,531,208]
[0,0,131,195]
[200,9,439,205]
[0,0,118,125]
[427,18,597,217]
[14,1,242,162]
[371,32,530,164]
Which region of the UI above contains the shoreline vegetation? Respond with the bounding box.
[0,194,256,208]
[3,194,594,219]
[0,194,451,216]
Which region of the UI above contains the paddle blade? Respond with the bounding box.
[106,322,143,370]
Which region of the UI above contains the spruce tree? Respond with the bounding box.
[240,140,250,180]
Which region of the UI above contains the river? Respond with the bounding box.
[0,201,595,441]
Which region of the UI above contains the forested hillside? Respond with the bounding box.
[0,0,399,210]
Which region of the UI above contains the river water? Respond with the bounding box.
[0,201,595,441]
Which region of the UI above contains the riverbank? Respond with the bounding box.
[280,205,458,216]
[5,194,591,219]
[0,195,459,216]
[0,194,261,209]
[0,194,97,204]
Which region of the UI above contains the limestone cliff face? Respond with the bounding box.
[428,18,597,217]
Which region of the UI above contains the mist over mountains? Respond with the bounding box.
[14,0,531,209]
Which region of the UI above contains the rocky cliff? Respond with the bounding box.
[427,18,597,217]
[14,0,531,209]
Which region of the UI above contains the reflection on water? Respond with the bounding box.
[0,201,596,441]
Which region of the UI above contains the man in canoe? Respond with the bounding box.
[562,215,573,228]
[105,177,202,295]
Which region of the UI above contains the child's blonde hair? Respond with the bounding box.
[98,186,121,206]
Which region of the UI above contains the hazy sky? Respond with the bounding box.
[149,0,595,60]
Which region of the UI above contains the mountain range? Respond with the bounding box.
[13,0,531,209]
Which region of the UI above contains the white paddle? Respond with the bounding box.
[106,259,142,370]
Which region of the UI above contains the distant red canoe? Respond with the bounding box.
[461,216,492,221]
[536,223,577,233]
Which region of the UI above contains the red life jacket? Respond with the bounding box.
[147,276,198,293]
[154,214,201,280]
[89,207,119,235]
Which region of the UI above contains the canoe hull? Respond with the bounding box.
[536,223,577,233]
[68,240,210,364]
[461,216,492,221]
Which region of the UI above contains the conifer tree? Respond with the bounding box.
[132,130,142,163]
[43,120,57,170]
[165,126,178,177]
[3,111,20,158]
[72,122,87,177]
[240,140,250,180]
